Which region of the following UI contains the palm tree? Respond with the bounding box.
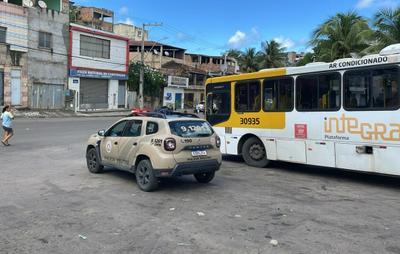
[311,12,373,62]
[259,40,286,68]
[374,8,400,49]
[239,48,260,73]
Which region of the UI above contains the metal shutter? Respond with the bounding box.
[80,78,108,109]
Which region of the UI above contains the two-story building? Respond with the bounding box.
[68,23,129,111]
[0,0,29,107]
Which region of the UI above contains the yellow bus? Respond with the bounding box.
[205,44,400,175]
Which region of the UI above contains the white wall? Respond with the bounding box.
[108,79,118,109]
[70,25,127,73]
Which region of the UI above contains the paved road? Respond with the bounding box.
[1,118,400,254]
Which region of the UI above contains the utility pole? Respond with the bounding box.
[139,22,163,109]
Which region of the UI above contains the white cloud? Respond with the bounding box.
[356,0,374,9]
[119,6,129,15]
[228,31,247,49]
[274,36,295,49]
[118,18,134,26]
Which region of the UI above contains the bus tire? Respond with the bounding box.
[242,137,269,168]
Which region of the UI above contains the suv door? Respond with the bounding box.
[100,120,127,167]
[117,120,143,170]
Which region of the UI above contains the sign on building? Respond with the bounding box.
[168,76,189,88]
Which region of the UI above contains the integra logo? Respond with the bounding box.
[324,114,400,141]
[328,56,388,69]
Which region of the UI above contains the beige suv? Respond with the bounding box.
[86,114,222,191]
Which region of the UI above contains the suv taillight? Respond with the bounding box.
[216,136,221,148]
[164,138,176,151]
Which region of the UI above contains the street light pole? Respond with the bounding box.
[139,22,162,109]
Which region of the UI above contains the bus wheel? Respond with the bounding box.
[242,137,269,168]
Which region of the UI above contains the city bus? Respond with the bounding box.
[205,44,400,176]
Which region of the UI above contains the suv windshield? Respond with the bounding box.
[169,120,213,137]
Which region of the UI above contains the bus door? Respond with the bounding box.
[206,83,231,153]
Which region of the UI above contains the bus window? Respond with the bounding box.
[296,72,341,111]
[206,83,231,125]
[263,77,294,112]
[344,67,399,110]
[235,80,261,112]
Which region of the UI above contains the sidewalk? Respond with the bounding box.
[11,109,131,118]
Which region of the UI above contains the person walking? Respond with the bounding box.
[1,105,15,146]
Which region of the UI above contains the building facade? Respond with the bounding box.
[0,0,29,107]
[114,23,148,41]
[68,23,129,111]
[27,0,69,109]
[71,6,114,32]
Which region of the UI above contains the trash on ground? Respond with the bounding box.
[234,214,242,218]
[169,208,176,211]
[177,243,191,246]
[197,212,205,216]
[78,234,87,240]
[270,239,278,246]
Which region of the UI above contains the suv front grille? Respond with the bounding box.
[184,144,213,151]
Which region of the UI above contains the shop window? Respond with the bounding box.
[80,35,110,59]
[0,27,6,44]
[39,31,52,49]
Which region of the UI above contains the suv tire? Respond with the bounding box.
[242,137,270,168]
[136,159,159,192]
[194,172,215,183]
[86,147,104,173]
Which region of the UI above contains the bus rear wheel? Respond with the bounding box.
[242,137,269,168]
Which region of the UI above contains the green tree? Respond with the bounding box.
[259,40,286,68]
[296,52,315,66]
[127,62,165,97]
[374,8,400,49]
[239,48,260,73]
[224,49,242,60]
[311,11,373,62]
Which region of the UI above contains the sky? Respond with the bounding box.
[74,0,400,55]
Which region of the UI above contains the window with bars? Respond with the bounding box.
[39,31,52,49]
[80,35,110,59]
[0,26,6,43]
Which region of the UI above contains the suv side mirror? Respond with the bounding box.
[98,130,106,136]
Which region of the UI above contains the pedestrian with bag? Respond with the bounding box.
[1,105,15,146]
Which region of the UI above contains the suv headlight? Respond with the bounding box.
[164,138,176,151]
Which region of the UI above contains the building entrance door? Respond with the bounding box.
[11,70,21,105]
[118,80,126,108]
[175,93,182,110]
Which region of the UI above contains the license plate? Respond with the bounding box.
[191,150,207,157]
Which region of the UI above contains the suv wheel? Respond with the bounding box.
[194,172,215,183]
[86,148,103,173]
[242,137,270,168]
[136,159,159,192]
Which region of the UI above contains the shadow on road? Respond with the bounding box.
[222,155,400,190]
[102,168,217,192]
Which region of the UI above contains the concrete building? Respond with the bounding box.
[129,40,239,110]
[185,53,238,76]
[0,0,29,107]
[72,6,114,32]
[114,23,148,41]
[68,23,129,111]
[27,0,70,109]
[129,41,186,69]
[287,51,305,66]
